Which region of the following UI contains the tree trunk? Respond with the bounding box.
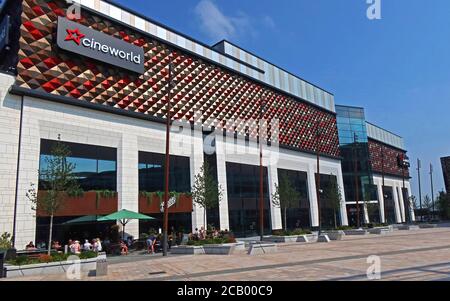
[284,207,287,231]
[48,213,54,255]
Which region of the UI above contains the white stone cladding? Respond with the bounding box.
[372,175,415,223]
[0,74,21,241]
[214,133,348,230]
[0,83,348,245]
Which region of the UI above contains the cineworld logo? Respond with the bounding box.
[57,17,145,74]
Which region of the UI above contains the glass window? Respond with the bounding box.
[139,151,191,193]
[226,162,271,237]
[39,139,117,191]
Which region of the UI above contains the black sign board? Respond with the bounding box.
[56,17,145,74]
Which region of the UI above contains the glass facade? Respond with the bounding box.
[39,139,117,191]
[277,169,311,229]
[335,105,378,226]
[138,151,192,233]
[203,130,220,230]
[226,162,271,237]
[37,139,118,246]
[383,186,397,224]
[138,152,191,193]
[317,174,342,229]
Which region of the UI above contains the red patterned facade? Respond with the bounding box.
[15,0,340,157]
[368,139,410,178]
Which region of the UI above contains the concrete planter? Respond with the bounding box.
[368,228,389,235]
[170,242,244,255]
[262,235,310,243]
[306,234,318,242]
[343,229,369,236]
[418,224,438,229]
[398,225,420,231]
[248,243,277,255]
[5,257,97,278]
[170,245,205,255]
[322,231,345,241]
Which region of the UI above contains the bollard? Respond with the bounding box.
[96,252,108,276]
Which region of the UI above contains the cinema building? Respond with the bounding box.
[336,105,415,226]
[0,0,352,247]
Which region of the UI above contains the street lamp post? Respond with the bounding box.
[315,121,322,235]
[430,163,435,220]
[259,99,266,241]
[381,145,387,224]
[163,59,174,257]
[417,159,422,221]
[353,133,360,228]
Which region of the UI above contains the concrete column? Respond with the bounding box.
[397,185,406,223]
[392,185,402,223]
[307,164,319,228]
[190,128,205,232]
[336,168,349,226]
[376,182,386,223]
[215,134,230,231]
[363,203,370,224]
[268,163,282,230]
[0,74,21,241]
[405,182,416,221]
[117,134,139,240]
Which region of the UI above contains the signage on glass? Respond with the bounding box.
[56,17,145,74]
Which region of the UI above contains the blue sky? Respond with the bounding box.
[113,0,450,199]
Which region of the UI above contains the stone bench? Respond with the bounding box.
[248,243,277,255]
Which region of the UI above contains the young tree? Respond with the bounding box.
[437,191,450,220]
[423,195,433,221]
[191,161,223,230]
[272,173,300,231]
[323,176,342,229]
[26,137,79,255]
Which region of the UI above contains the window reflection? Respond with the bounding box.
[39,139,117,191]
[226,162,271,237]
[138,151,190,192]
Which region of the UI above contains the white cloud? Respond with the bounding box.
[194,0,277,43]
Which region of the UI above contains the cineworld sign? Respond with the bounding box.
[57,17,145,74]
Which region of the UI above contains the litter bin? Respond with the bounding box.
[0,252,5,278]
[96,252,107,276]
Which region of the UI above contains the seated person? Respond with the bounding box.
[120,240,128,256]
[52,241,62,250]
[25,241,37,250]
[127,236,133,247]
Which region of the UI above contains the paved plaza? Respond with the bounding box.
[3,227,450,281]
